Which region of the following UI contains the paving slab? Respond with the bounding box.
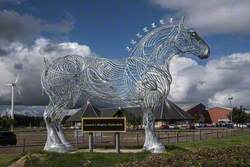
[74,148,143,153]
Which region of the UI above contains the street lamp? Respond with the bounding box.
[228,97,233,123]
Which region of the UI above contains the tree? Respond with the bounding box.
[0,116,15,131]
[123,112,142,129]
[229,106,249,124]
[193,113,201,123]
[113,108,124,117]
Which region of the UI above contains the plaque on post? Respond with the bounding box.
[82,117,126,132]
[82,117,126,153]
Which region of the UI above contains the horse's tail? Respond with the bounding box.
[43,57,50,70]
[41,57,50,96]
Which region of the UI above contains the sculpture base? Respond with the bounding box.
[143,143,166,153]
[44,144,74,153]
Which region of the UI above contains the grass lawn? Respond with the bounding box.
[2,132,250,167]
[0,154,21,167]
[180,132,250,149]
[167,132,250,154]
[23,151,149,167]
[149,132,250,157]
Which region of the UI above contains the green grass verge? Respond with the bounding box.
[23,151,149,167]
[2,132,250,167]
[179,132,250,149]
[0,154,21,167]
[164,132,250,156]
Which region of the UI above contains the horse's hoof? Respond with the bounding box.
[44,144,68,153]
[152,145,166,154]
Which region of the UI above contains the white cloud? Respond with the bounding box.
[169,52,250,108]
[0,38,92,104]
[1,38,249,109]
[152,0,250,35]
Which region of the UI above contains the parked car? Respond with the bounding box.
[241,124,247,128]
[194,123,201,128]
[194,123,206,128]
[226,123,234,128]
[169,124,178,129]
[187,124,195,129]
[177,124,184,129]
[160,124,169,129]
[217,121,227,127]
[0,132,17,146]
[180,124,188,129]
[246,123,250,128]
[205,124,213,128]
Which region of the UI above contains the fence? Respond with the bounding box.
[0,128,249,154]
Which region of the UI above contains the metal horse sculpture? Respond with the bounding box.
[41,18,210,153]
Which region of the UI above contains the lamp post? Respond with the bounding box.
[228,97,233,123]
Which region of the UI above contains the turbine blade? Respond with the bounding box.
[15,75,19,84]
[4,83,12,86]
[16,86,22,96]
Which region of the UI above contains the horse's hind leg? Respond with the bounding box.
[43,103,67,152]
[55,94,80,151]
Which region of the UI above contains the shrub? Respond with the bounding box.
[116,145,250,167]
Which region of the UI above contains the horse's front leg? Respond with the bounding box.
[56,123,73,151]
[143,108,165,153]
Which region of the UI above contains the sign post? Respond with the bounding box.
[115,132,120,153]
[89,132,93,152]
[82,117,126,153]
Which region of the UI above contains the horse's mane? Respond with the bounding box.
[127,20,179,61]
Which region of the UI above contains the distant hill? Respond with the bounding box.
[0,105,80,118]
[0,105,45,117]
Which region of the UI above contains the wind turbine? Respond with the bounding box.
[5,75,22,131]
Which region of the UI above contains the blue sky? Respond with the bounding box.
[2,0,249,59]
[0,0,250,108]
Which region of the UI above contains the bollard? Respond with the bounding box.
[176,131,179,144]
[136,133,139,147]
[76,130,79,148]
[167,132,170,143]
[192,130,195,141]
[115,132,120,153]
[199,129,202,140]
[22,138,26,154]
[94,133,96,144]
[114,133,116,146]
[82,132,84,144]
[100,132,103,143]
[89,132,93,152]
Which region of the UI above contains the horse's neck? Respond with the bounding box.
[128,25,178,67]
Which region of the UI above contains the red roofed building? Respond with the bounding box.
[178,103,212,123]
[208,107,232,123]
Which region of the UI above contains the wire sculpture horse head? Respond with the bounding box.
[128,17,209,64]
[41,17,209,153]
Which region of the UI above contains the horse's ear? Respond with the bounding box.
[178,16,185,31]
[43,57,49,69]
